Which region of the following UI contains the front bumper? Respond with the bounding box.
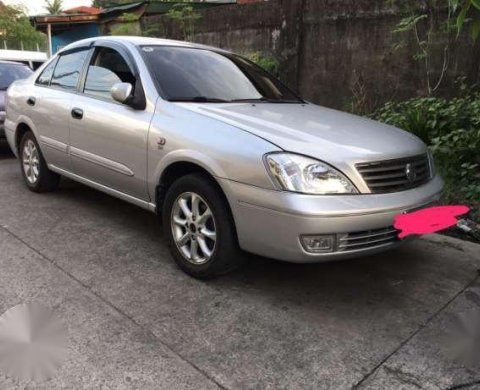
[219,175,444,263]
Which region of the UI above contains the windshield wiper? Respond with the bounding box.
[229,97,302,104]
[169,96,229,103]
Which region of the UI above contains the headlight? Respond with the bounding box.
[265,153,358,194]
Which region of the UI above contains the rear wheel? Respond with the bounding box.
[162,174,243,279]
[19,132,60,193]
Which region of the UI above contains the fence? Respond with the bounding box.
[142,0,480,110]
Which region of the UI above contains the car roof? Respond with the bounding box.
[59,36,230,55]
[0,49,47,63]
[0,60,30,67]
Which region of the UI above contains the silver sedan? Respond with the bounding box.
[5,37,443,278]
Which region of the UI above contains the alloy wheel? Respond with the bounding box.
[22,139,40,185]
[171,192,217,265]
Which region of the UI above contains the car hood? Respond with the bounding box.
[180,103,426,168]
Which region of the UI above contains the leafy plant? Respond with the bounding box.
[452,0,480,40]
[372,90,480,222]
[165,4,202,42]
[110,12,141,36]
[246,52,280,75]
[387,0,480,95]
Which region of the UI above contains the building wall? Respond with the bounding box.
[51,23,100,54]
[143,0,480,110]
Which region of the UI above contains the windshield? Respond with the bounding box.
[141,46,302,103]
[0,63,32,90]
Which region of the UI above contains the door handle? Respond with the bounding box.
[71,108,83,120]
[26,97,36,106]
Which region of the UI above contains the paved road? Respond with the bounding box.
[0,142,479,389]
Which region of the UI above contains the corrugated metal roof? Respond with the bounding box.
[101,2,146,15]
[146,1,236,15]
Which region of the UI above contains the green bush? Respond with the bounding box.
[371,94,480,144]
[371,93,480,223]
[246,52,280,75]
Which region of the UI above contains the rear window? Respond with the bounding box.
[0,63,32,90]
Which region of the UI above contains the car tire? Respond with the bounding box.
[19,131,60,193]
[162,173,243,279]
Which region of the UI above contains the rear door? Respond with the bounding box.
[30,48,89,171]
[69,43,152,201]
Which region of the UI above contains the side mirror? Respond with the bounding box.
[111,82,133,104]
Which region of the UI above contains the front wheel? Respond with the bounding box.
[162,174,243,279]
[19,132,60,193]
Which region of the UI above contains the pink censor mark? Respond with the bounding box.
[394,205,470,239]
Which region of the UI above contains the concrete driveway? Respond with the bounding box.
[0,142,479,390]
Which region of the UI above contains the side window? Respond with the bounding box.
[83,47,136,101]
[51,50,88,91]
[36,58,58,86]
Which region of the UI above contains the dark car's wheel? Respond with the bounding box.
[19,132,60,193]
[162,174,243,279]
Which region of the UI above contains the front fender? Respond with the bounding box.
[148,149,228,199]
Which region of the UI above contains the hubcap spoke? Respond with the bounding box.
[173,215,188,227]
[190,239,199,261]
[191,193,201,219]
[177,232,190,247]
[197,209,212,226]
[179,198,192,219]
[197,237,213,258]
[200,227,216,241]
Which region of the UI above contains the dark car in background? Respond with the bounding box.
[0,61,33,140]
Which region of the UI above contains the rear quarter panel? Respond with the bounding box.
[5,79,37,156]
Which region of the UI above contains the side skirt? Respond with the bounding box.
[48,164,157,213]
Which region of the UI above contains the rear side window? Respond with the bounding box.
[36,58,58,86]
[51,50,88,91]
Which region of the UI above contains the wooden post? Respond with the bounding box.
[47,23,53,57]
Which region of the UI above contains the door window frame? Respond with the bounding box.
[35,45,91,92]
[32,40,146,109]
[77,41,146,108]
[49,47,91,92]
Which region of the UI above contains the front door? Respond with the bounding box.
[70,45,152,201]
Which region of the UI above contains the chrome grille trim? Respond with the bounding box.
[356,154,431,194]
[338,227,400,252]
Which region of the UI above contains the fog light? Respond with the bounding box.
[300,235,336,253]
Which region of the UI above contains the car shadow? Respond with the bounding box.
[55,177,426,313]
[0,141,14,160]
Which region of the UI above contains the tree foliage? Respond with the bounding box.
[109,12,141,36]
[0,4,47,51]
[165,4,202,42]
[45,0,63,15]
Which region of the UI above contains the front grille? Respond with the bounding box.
[338,227,400,252]
[356,154,431,194]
